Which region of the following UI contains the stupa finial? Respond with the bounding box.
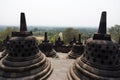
[44,32,48,41]
[93,11,111,40]
[78,34,81,43]
[98,11,106,34]
[20,12,27,32]
[58,37,61,41]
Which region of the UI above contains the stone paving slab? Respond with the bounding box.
[47,53,75,80]
[0,52,76,80]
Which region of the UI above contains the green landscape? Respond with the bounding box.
[0,25,120,44]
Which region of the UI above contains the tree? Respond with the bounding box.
[109,25,120,41]
[62,28,80,44]
[49,32,59,44]
[0,27,18,40]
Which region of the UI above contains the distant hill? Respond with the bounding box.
[0,25,97,33]
[0,25,8,31]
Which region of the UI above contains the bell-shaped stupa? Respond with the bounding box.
[69,37,76,45]
[39,32,58,58]
[0,35,10,59]
[68,11,120,80]
[67,34,84,59]
[55,37,64,47]
[0,13,53,80]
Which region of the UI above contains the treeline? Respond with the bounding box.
[0,25,120,44]
[0,27,19,42]
[31,27,97,44]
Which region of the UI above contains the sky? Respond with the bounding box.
[0,0,120,27]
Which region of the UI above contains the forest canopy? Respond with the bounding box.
[109,25,120,42]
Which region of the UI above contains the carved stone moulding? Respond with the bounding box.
[39,32,58,58]
[68,11,120,80]
[67,34,84,59]
[0,13,53,80]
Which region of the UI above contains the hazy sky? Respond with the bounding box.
[0,0,120,27]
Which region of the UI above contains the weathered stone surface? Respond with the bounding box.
[76,34,82,44]
[69,37,76,45]
[67,44,84,59]
[54,37,72,53]
[68,11,120,80]
[54,45,72,53]
[20,13,27,32]
[55,37,64,47]
[0,13,53,80]
[42,32,49,43]
[48,53,75,80]
[0,52,75,80]
[39,32,58,58]
[3,35,9,46]
[67,34,84,59]
[0,35,10,52]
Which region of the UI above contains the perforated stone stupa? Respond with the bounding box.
[55,37,64,47]
[69,37,76,45]
[68,11,120,80]
[0,35,10,59]
[67,34,84,59]
[0,13,53,80]
[39,32,58,58]
[76,34,82,44]
[3,35,10,47]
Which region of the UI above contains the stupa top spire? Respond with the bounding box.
[68,11,120,80]
[20,12,27,32]
[45,32,48,41]
[78,34,81,43]
[93,11,111,41]
[12,12,32,37]
[98,11,106,34]
[58,37,61,41]
[42,32,49,43]
[119,37,120,44]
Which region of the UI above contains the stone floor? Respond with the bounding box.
[0,52,75,80]
[47,52,75,80]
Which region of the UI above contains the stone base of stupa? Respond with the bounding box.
[68,56,120,80]
[67,51,81,59]
[0,51,53,80]
[43,49,59,58]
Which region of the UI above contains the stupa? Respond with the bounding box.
[53,37,65,52]
[76,34,82,44]
[0,35,10,59]
[55,37,64,47]
[3,35,10,46]
[67,34,84,59]
[39,32,58,58]
[69,37,76,45]
[68,11,120,80]
[118,37,120,44]
[0,13,53,80]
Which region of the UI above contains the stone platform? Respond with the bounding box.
[0,52,75,80]
[46,53,75,80]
